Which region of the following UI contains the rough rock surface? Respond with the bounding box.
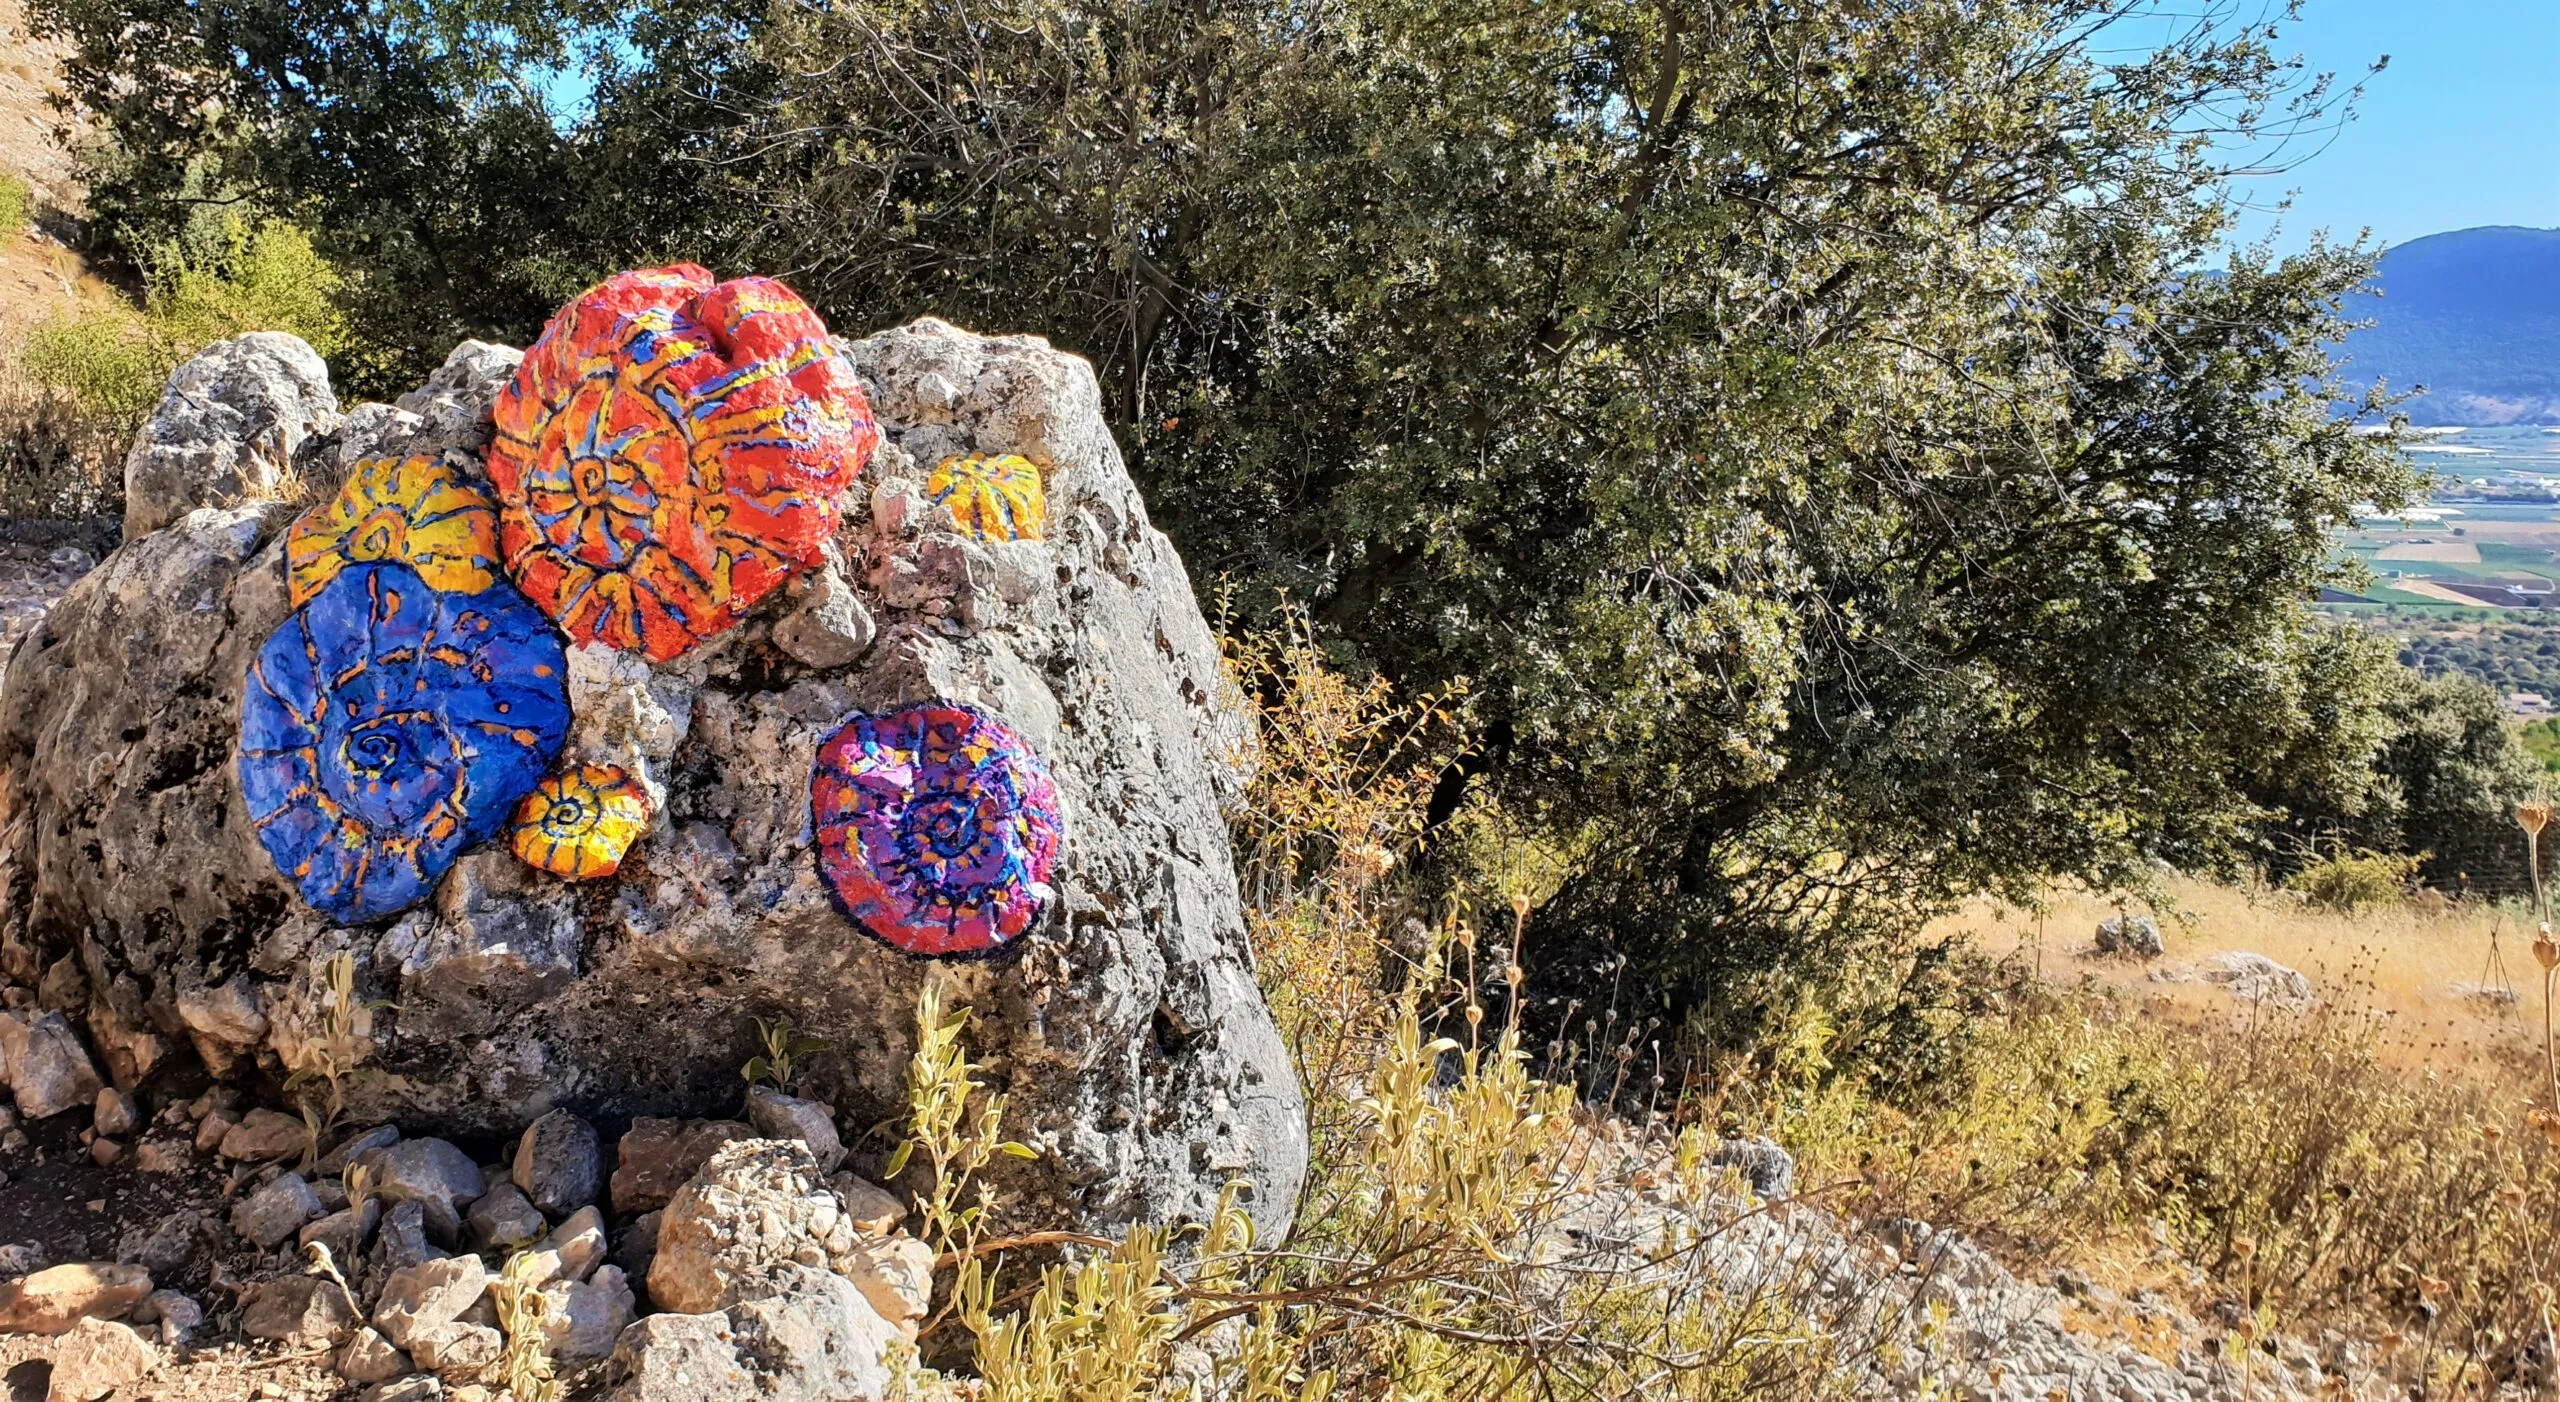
[744,1087,844,1172]
[0,1263,151,1334]
[239,1275,361,1344]
[512,1108,602,1215]
[606,1262,902,1402]
[0,1010,102,1118]
[372,1255,487,1351]
[2095,913,2165,958]
[44,1317,155,1402]
[0,319,1305,1240]
[647,1139,863,1314]
[231,1170,324,1248]
[120,332,340,539]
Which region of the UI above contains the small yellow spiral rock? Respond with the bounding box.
[510,763,651,880]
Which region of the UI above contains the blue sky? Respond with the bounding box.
[2220,0,2559,250]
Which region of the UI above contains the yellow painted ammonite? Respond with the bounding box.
[509,763,652,880]
[923,453,1046,542]
[287,454,502,606]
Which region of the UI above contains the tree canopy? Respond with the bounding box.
[34,0,2431,1011]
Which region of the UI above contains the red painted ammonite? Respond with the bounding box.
[486,265,880,663]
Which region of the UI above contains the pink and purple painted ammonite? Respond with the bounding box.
[809,703,1063,957]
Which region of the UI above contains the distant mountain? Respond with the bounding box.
[2341,226,2560,426]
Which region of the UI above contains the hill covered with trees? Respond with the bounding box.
[2342,225,2560,425]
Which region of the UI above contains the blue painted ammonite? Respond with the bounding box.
[239,562,572,921]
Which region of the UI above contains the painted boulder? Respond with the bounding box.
[0,319,1303,1244]
[811,703,1063,957]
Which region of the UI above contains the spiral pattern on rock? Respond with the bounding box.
[240,563,572,921]
[511,763,652,880]
[810,703,1062,957]
[287,453,501,606]
[487,264,880,663]
[924,453,1046,542]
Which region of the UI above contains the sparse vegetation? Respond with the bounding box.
[740,1013,829,1099]
[491,1249,563,1402]
[4,212,350,523]
[0,171,29,239]
[2286,848,2423,911]
[280,950,387,1170]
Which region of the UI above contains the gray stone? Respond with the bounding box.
[605,1263,900,1402]
[300,1199,381,1262]
[239,1274,361,1344]
[0,1011,104,1119]
[526,1205,606,1285]
[91,1087,137,1137]
[396,854,582,1041]
[647,1140,863,1315]
[361,1378,442,1402]
[613,1210,663,1284]
[2196,951,2316,1006]
[143,1290,202,1345]
[121,332,340,539]
[511,1109,602,1215]
[338,1325,413,1385]
[318,1123,401,1174]
[0,319,1307,1242]
[829,1174,908,1236]
[745,1086,845,1172]
[408,1322,501,1378]
[464,1181,546,1251]
[44,1317,154,1402]
[2095,914,2165,959]
[368,1199,443,1276]
[372,1255,487,1352]
[118,1212,213,1278]
[380,341,522,464]
[355,1138,485,1245]
[770,560,876,668]
[232,1171,324,1248]
[1706,1136,1796,1200]
[539,1263,636,1360]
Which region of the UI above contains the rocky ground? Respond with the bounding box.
[0,1030,934,1401]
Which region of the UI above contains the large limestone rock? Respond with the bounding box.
[120,332,340,540]
[0,320,1305,1239]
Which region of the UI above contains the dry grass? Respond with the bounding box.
[1927,875,2540,1074]
[2376,541,2484,563]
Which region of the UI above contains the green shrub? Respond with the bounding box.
[0,171,30,239]
[144,215,347,358]
[21,309,172,436]
[18,214,350,487]
[2284,848,2421,912]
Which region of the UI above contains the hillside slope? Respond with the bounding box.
[2341,226,2560,426]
